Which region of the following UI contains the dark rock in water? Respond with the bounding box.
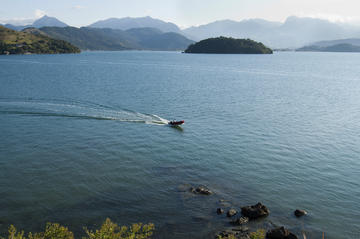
[241,202,269,219]
[266,227,298,239]
[190,185,212,195]
[227,208,237,217]
[231,217,249,225]
[216,229,250,239]
[217,208,224,214]
[294,209,307,217]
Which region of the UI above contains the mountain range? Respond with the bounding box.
[297,43,360,52]
[296,38,360,52]
[88,16,180,33]
[3,15,360,49]
[308,38,360,47]
[30,27,193,51]
[183,16,360,48]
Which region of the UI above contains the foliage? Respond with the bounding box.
[28,223,74,239]
[1,219,154,239]
[83,218,154,239]
[184,36,273,54]
[0,26,80,55]
[5,225,26,239]
[249,229,266,239]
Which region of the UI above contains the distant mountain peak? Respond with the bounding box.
[88,16,180,33]
[33,15,68,28]
[1,15,68,31]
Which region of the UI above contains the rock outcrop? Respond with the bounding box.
[190,185,213,195]
[217,208,224,214]
[227,209,237,217]
[294,209,307,217]
[216,228,250,239]
[241,202,270,219]
[231,217,249,225]
[266,227,298,239]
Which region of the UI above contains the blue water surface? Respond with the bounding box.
[0,51,359,238]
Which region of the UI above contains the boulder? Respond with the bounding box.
[190,186,212,195]
[217,208,224,214]
[266,227,298,239]
[216,229,250,239]
[294,209,307,217]
[241,202,269,219]
[227,208,237,217]
[231,217,249,225]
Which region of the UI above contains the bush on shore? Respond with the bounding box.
[1,218,154,239]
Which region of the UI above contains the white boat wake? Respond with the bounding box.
[0,98,169,125]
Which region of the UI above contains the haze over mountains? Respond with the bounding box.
[183,16,360,48]
[3,15,360,49]
[3,15,67,31]
[88,16,181,33]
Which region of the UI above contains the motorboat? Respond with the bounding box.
[168,120,184,126]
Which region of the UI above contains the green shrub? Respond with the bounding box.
[250,229,266,239]
[2,219,154,239]
[83,218,154,239]
[5,225,26,239]
[28,223,74,239]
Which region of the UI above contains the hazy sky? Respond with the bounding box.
[1,0,360,27]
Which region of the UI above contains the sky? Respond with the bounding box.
[1,0,360,28]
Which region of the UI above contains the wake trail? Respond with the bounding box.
[0,98,169,125]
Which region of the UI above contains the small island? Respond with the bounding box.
[184,36,273,54]
[0,26,80,55]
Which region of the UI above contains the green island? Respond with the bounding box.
[0,26,80,55]
[184,36,273,54]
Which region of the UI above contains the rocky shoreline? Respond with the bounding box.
[188,185,308,239]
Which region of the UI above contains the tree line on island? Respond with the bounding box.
[184,36,273,54]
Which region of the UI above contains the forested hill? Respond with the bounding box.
[0,26,80,55]
[184,37,273,54]
[39,27,194,51]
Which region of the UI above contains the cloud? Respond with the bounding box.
[35,9,46,18]
[295,12,360,24]
[0,18,34,25]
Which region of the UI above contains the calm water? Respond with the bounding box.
[0,51,359,239]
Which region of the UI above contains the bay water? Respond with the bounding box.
[0,51,359,238]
